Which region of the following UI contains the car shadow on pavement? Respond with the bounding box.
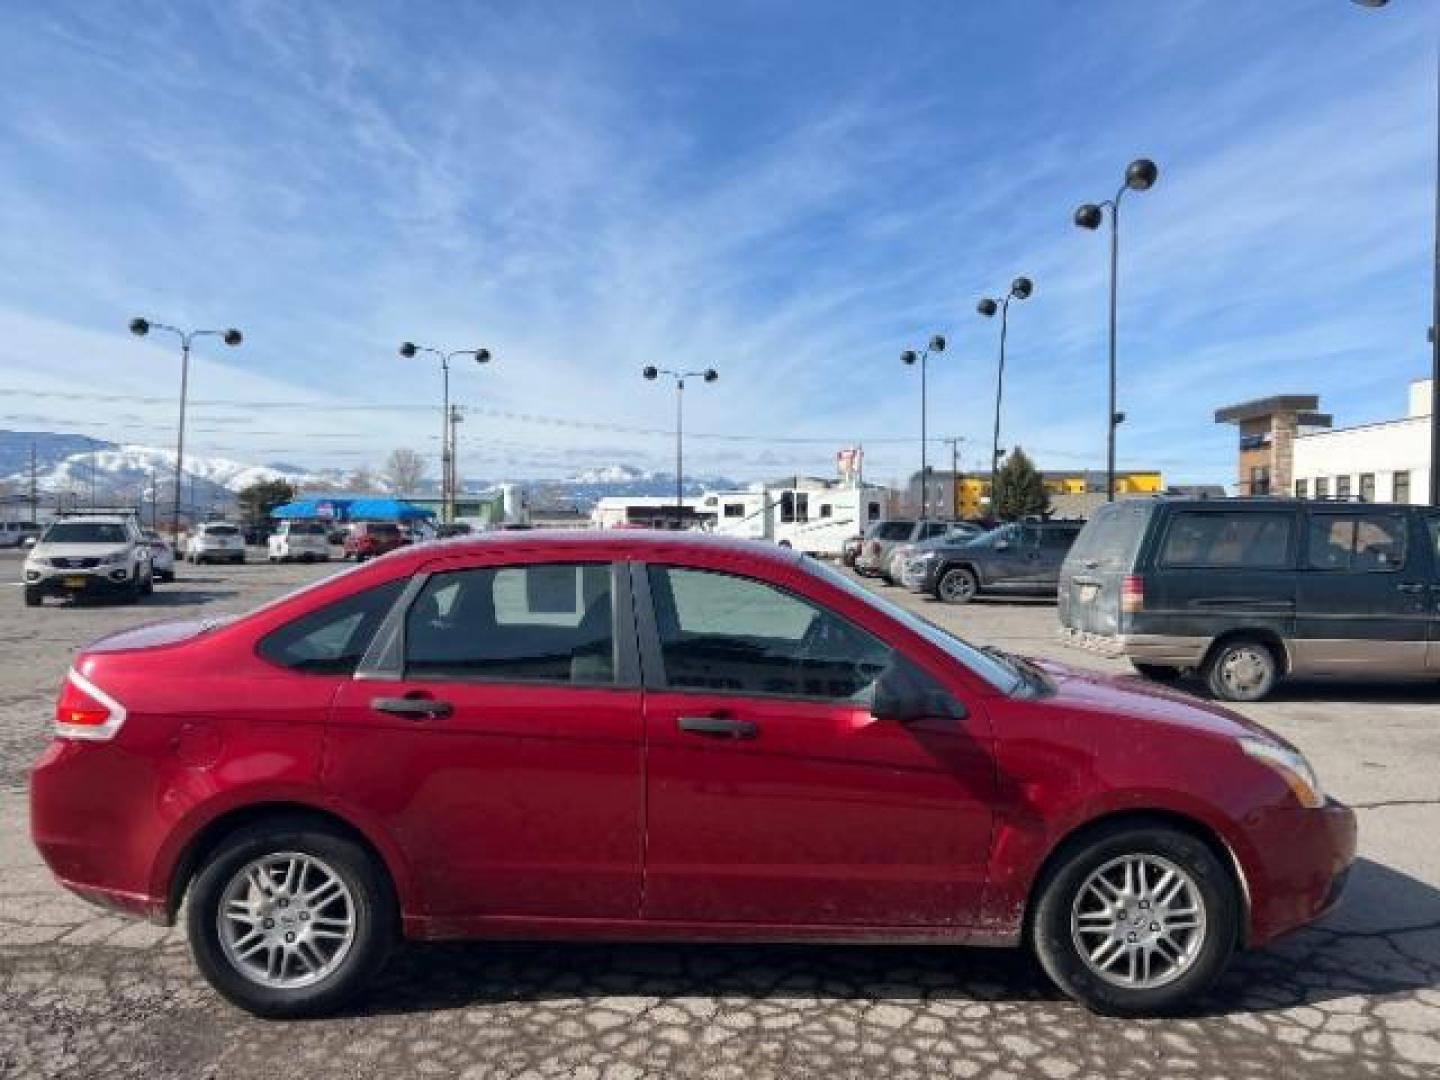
[347,857,1438,1021]
[1157,676,1440,705]
[136,588,240,607]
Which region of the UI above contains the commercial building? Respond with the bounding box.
[1213,395,1333,496]
[906,469,1165,520]
[1291,379,1433,504]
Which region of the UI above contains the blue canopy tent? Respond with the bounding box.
[269,498,435,522]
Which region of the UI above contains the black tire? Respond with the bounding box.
[186,819,396,1018]
[1031,823,1238,1017]
[23,587,41,607]
[934,565,979,604]
[1203,638,1278,702]
[140,569,155,596]
[1131,662,1182,682]
[124,574,143,604]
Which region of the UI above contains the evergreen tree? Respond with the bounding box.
[991,447,1049,521]
[237,479,296,530]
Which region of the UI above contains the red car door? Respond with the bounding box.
[325,555,644,925]
[636,558,997,929]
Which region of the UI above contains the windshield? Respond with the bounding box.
[868,521,914,542]
[291,523,328,535]
[42,522,127,544]
[803,558,1024,694]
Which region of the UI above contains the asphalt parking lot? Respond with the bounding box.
[1,549,1438,1079]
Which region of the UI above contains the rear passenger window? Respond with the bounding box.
[404,564,615,684]
[1306,514,1407,572]
[1160,512,1294,569]
[258,578,406,675]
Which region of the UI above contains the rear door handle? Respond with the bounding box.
[371,696,453,719]
[1397,583,1427,594]
[678,715,758,740]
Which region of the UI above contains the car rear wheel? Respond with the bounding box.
[935,566,978,604]
[1203,639,1278,702]
[187,820,396,1018]
[1031,823,1237,1016]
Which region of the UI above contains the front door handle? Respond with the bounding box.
[371,696,453,719]
[678,715,758,739]
[1397,582,1427,594]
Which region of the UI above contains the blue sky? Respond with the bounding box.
[0,0,1434,487]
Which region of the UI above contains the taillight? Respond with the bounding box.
[55,670,126,741]
[1122,574,1144,614]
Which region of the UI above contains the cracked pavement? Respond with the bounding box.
[2,552,1438,1078]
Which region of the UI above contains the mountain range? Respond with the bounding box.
[0,430,741,511]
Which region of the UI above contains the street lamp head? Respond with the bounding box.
[475,348,491,364]
[1074,203,1104,230]
[976,298,998,318]
[1125,158,1159,192]
[928,334,947,353]
[399,342,417,358]
[1010,276,1033,301]
[222,329,243,347]
[128,317,150,337]
[900,349,918,366]
[703,368,719,383]
[1351,1,1388,7]
[642,365,659,380]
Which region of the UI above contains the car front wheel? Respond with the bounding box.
[23,587,41,607]
[935,566,978,604]
[1031,823,1238,1016]
[187,819,396,1018]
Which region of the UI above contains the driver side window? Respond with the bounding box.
[646,566,894,700]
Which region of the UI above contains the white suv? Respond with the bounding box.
[22,515,153,606]
[186,522,246,564]
[267,521,331,563]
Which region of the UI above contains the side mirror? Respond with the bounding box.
[871,662,965,724]
[993,539,1010,551]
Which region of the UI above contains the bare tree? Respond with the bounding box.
[347,467,379,492]
[385,447,427,494]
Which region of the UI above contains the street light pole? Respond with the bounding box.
[643,366,719,528]
[129,318,243,538]
[900,335,947,518]
[978,278,1035,497]
[400,343,492,524]
[1074,158,1159,502]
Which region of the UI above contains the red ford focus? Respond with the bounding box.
[30,533,1354,1018]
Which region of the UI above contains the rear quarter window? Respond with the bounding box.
[1159,511,1295,569]
[257,578,407,675]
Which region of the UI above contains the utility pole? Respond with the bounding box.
[28,442,38,523]
[448,405,465,521]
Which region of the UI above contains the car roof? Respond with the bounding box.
[380,528,806,570]
[48,515,130,524]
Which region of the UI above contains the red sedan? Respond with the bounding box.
[31,533,1354,1018]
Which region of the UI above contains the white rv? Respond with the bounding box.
[702,481,886,557]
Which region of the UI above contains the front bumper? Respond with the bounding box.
[24,567,136,597]
[1244,799,1357,947]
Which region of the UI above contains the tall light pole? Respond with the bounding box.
[1352,0,1439,503]
[128,318,243,538]
[399,343,492,524]
[642,365,718,528]
[900,334,947,518]
[977,278,1034,495]
[1074,158,1159,502]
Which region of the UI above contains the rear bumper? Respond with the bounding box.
[1057,626,1210,666]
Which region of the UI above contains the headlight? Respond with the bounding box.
[98,551,128,567]
[916,550,939,562]
[1241,738,1324,809]
[25,556,49,568]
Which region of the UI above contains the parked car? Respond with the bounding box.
[841,534,863,567]
[187,522,246,565]
[0,521,41,548]
[22,515,153,606]
[343,521,407,561]
[31,533,1354,1019]
[268,521,331,563]
[915,520,1085,604]
[436,523,474,539]
[855,519,955,577]
[1058,498,1440,701]
[142,529,176,582]
[886,523,985,586]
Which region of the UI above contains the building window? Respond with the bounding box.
[723,503,745,518]
[1359,474,1375,503]
[1393,471,1411,504]
[1315,477,1329,500]
[1248,466,1270,496]
[1295,479,1308,499]
[1336,475,1352,501]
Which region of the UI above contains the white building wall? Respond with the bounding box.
[1291,417,1430,503]
[1408,378,1434,419]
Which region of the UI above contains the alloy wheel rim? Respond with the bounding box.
[941,571,974,601]
[1070,853,1207,990]
[1220,647,1269,695]
[217,852,357,989]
